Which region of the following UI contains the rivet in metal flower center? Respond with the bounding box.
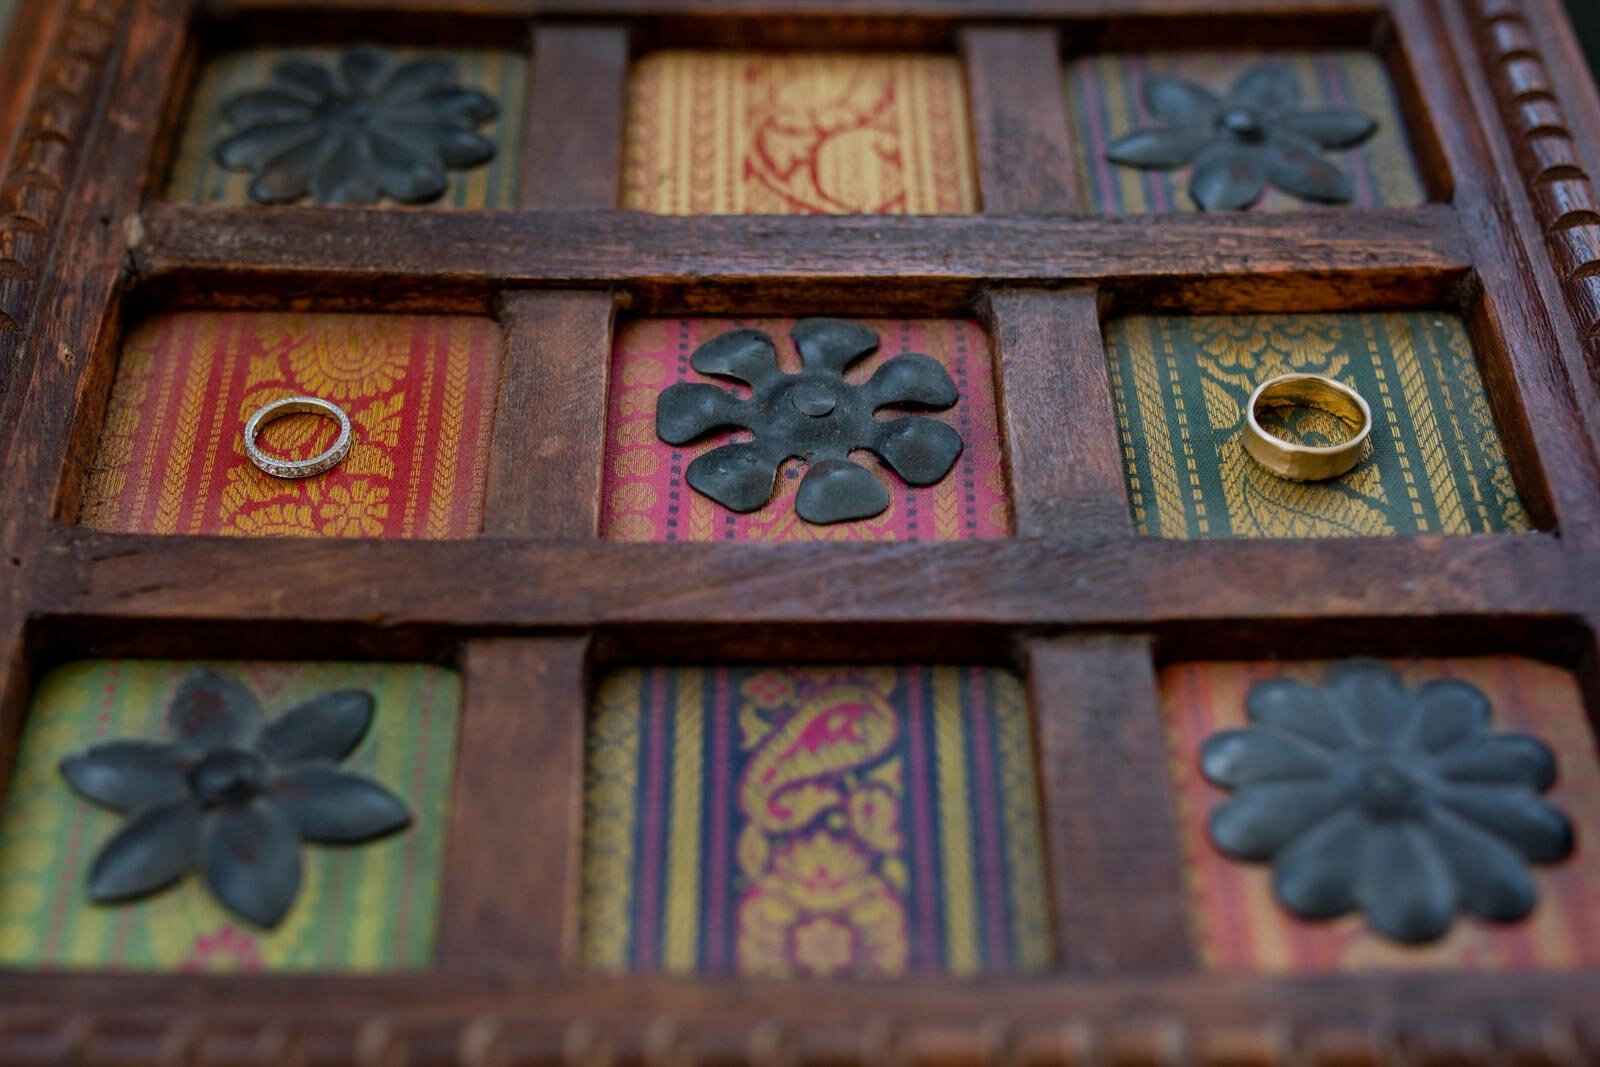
[655,319,966,525]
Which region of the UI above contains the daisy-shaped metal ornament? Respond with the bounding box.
[214,45,500,206]
[1201,661,1574,944]
[59,669,412,928]
[656,319,965,525]
[1106,63,1378,211]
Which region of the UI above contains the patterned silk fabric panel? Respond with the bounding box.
[623,51,978,215]
[601,317,1010,542]
[580,666,1051,977]
[79,312,500,539]
[166,47,525,208]
[0,660,459,972]
[1164,658,1600,971]
[1067,51,1424,213]
[1105,312,1530,538]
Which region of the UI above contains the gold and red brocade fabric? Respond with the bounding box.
[1164,658,1600,971]
[623,51,978,215]
[79,313,500,539]
[600,317,1010,542]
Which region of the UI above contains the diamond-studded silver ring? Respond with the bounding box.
[243,396,353,480]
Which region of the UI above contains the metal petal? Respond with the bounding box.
[1106,127,1212,169]
[378,57,459,103]
[1357,822,1455,943]
[247,132,333,203]
[685,442,781,513]
[1435,784,1573,863]
[791,318,879,375]
[1270,807,1362,918]
[367,128,449,204]
[863,353,957,410]
[1142,74,1220,126]
[214,121,321,171]
[1427,807,1537,922]
[1244,677,1351,751]
[257,690,374,768]
[1188,145,1266,211]
[1279,107,1377,149]
[270,58,339,102]
[1227,63,1301,116]
[689,329,782,388]
[872,416,963,486]
[1207,780,1348,861]
[1199,727,1335,788]
[657,382,749,445]
[311,133,380,206]
[375,121,495,168]
[795,458,891,525]
[1407,679,1491,754]
[1265,136,1353,204]
[1432,734,1557,789]
[403,87,499,126]
[221,90,315,128]
[271,766,411,843]
[201,800,303,928]
[1323,660,1410,745]
[60,740,192,812]
[87,800,200,903]
[167,669,263,751]
[339,45,390,96]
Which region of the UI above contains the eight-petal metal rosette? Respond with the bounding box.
[655,319,965,525]
[60,669,412,928]
[1201,661,1574,943]
[1106,63,1378,211]
[214,45,500,206]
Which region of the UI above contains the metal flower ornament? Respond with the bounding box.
[60,669,412,928]
[655,319,965,525]
[1106,63,1378,211]
[214,45,499,206]
[1201,661,1574,943]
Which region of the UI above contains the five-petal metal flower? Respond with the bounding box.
[60,669,412,928]
[214,44,500,206]
[1106,63,1378,211]
[1201,661,1574,944]
[655,319,965,525]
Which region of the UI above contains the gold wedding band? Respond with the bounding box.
[244,396,352,479]
[1242,374,1371,482]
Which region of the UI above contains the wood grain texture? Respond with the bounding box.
[959,26,1080,214]
[520,24,630,209]
[1026,635,1194,969]
[484,290,619,537]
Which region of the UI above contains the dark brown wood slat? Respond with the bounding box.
[959,25,1080,214]
[206,0,1388,16]
[1026,634,1194,969]
[981,286,1128,539]
[436,637,590,975]
[484,291,619,537]
[520,24,630,209]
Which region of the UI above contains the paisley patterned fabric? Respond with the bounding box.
[1067,50,1424,213]
[166,46,525,209]
[1105,311,1530,538]
[78,312,500,539]
[580,666,1050,976]
[623,51,978,215]
[1164,657,1600,971]
[0,659,459,972]
[600,317,1010,542]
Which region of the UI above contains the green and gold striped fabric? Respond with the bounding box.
[1105,312,1531,539]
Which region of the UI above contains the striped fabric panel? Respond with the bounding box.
[1067,50,1424,213]
[1105,311,1531,538]
[0,659,460,972]
[1163,657,1600,972]
[78,312,501,540]
[600,317,1010,542]
[165,46,525,209]
[623,51,978,215]
[580,665,1051,977]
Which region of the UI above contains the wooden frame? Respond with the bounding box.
[1,0,1600,1061]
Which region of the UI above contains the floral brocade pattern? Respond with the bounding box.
[580,666,1050,977]
[1105,311,1530,539]
[79,313,500,540]
[623,51,978,215]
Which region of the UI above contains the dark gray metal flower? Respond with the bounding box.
[1201,661,1573,943]
[60,669,411,928]
[214,45,499,205]
[1107,64,1378,211]
[656,319,964,525]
